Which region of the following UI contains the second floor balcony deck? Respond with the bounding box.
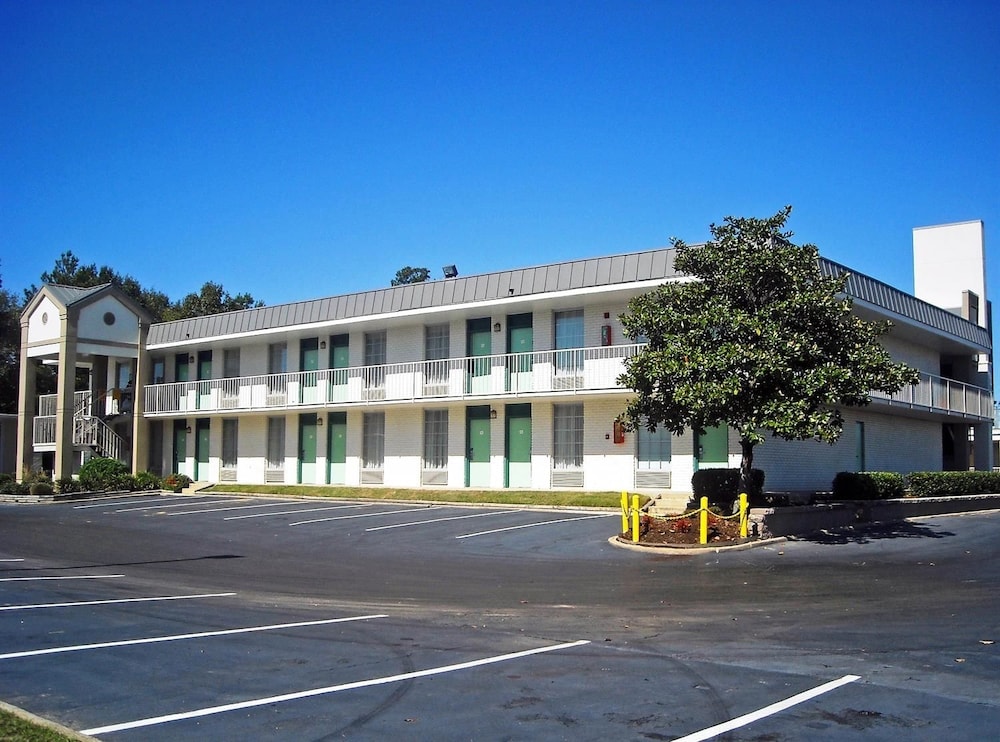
[138,342,995,422]
[143,344,643,415]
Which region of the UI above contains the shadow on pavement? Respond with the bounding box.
[793,521,956,545]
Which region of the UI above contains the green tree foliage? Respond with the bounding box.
[162,281,263,322]
[23,251,262,324]
[391,266,431,286]
[618,207,919,495]
[24,251,174,322]
[0,267,21,413]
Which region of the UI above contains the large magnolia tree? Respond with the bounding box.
[618,207,919,496]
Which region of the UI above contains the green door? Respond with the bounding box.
[329,334,349,401]
[327,411,347,484]
[467,318,493,393]
[696,425,728,469]
[298,413,318,483]
[194,419,210,480]
[505,404,531,488]
[172,420,187,477]
[197,351,212,409]
[175,354,189,382]
[466,406,491,487]
[506,314,533,392]
[300,338,319,403]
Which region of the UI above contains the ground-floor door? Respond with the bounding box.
[327,412,347,484]
[172,420,187,477]
[194,419,210,480]
[298,413,317,483]
[695,425,728,469]
[505,404,531,487]
[466,406,491,487]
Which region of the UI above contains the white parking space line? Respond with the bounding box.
[455,513,616,539]
[225,503,373,521]
[168,501,304,516]
[0,559,25,562]
[0,592,237,612]
[80,639,591,736]
[115,499,247,513]
[0,574,125,582]
[289,506,441,526]
[365,509,522,532]
[74,496,191,509]
[0,614,387,660]
[672,674,862,742]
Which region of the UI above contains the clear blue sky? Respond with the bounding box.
[2,0,998,311]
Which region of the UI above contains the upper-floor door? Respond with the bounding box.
[506,313,533,392]
[467,318,492,394]
[300,338,319,403]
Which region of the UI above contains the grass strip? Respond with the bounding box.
[199,484,640,509]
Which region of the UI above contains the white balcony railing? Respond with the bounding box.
[143,344,645,415]
[870,371,994,420]
[138,346,994,422]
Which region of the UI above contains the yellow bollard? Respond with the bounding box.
[621,491,629,535]
[699,496,708,544]
[739,493,748,538]
[631,495,640,543]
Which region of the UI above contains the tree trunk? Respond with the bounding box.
[739,437,757,501]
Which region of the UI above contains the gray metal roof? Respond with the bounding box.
[42,283,111,308]
[144,248,990,351]
[147,248,680,345]
[821,259,991,348]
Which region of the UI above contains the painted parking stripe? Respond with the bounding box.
[0,574,125,582]
[289,506,441,526]
[366,509,522,531]
[115,498,247,513]
[0,592,237,612]
[672,674,862,742]
[0,614,387,660]
[168,501,315,516]
[455,513,616,539]
[74,495,191,509]
[80,639,590,736]
[0,558,25,562]
[226,503,373,521]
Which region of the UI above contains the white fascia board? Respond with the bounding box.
[146,277,681,350]
[26,342,60,358]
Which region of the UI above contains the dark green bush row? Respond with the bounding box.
[906,471,1000,497]
[691,468,765,507]
[833,470,1000,499]
[832,471,906,500]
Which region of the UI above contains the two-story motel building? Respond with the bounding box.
[15,221,993,493]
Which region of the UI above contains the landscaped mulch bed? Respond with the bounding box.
[625,513,746,546]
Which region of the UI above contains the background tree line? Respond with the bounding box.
[0,251,265,413]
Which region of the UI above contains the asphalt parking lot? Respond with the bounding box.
[2,493,998,740]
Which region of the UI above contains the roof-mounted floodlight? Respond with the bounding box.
[442,265,458,279]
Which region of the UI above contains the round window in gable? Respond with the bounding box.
[41,312,48,325]
[103,311,116,326]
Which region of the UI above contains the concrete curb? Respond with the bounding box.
[608,535,787,554]
[0,699,97,741]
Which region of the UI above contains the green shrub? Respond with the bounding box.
[691,468,765,508]
[906,471,1000,497]
[0,473,13,488]
[134,471,162,491]
[55,477,83,494]
[832,471,905,500]
[0,479,28,495]
[162,473,192,493]
[78,457,131,491]
[20,467,51,485]
[29,482,54,496]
